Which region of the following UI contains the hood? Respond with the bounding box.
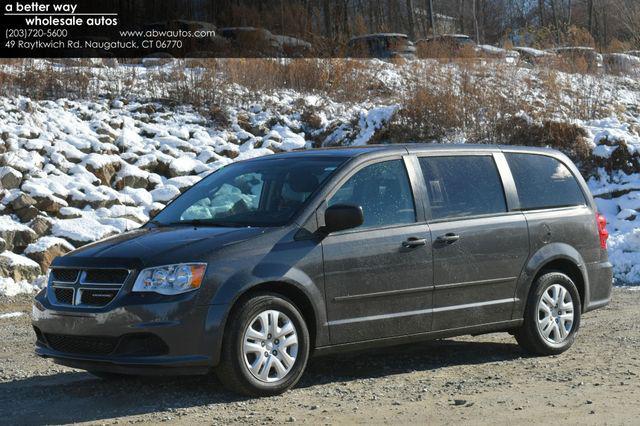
[52,225,269,269]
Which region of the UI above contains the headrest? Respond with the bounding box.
[288,171,319,193]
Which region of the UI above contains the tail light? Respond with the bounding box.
[596,213,608,249]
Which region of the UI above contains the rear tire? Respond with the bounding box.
[216,293,310,396]
[515,272,581,355]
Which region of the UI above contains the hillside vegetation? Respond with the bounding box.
[1,59,640,295]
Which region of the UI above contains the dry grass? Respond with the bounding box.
[0,58,620,160]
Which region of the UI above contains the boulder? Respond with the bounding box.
[30,216,53,237]
[0,216,38,252]
[9,193,36,211]
[217,147,240,159]
[0,166,22,189]
[95,124,119,141]
[24,236,75,273]
[57,207,83,219]
[14,205,39,222]
[35,197,66,215]
[114,164,150,190]
[85,161,121,186]
[150,186,181,203]
[0,251,42,281]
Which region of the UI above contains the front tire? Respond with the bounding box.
[515,272,581,355]
[216,293,310,396]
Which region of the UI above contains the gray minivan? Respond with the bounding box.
[32,145,612,396]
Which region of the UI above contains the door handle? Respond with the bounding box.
[436,233,460,244]
[402,237,427,248]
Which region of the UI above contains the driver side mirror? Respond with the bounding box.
[323,204,364,234]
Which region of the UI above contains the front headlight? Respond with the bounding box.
[132,263,207,295]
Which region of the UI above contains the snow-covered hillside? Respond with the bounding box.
[1,60,640,295]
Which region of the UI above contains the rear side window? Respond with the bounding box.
[419,156,507,220]
[506,153,586,210]
[328,160,416,229]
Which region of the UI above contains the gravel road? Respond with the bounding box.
[0,288,638,425]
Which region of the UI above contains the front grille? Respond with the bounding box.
[83,269,130,284]
[49,268,130,307]
[44,333,118,355]
[54,288,74,305]
[51,269,79,283]
[80,289,119,306]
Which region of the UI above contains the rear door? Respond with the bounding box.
[416,153,530,330]
[322,157,434,344]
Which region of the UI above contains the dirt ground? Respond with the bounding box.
[0,288,638,425]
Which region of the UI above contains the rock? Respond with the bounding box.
[150,186,181,203]
[24,236,75,273]
[217,147,239,159]
[135,104,156,114]
[30,216,53,237]
[0,166,22,189]
[9,193,36,211]
[95,124,118,140]
[35,197,66,215]
[453,399,467,406]
[0,251,42,281]
[148,202,165,219]
[85,160,121,186]
[0,238,5,252]
[115,174,149,190]
[0,216,38,251]
[114,164,150,190]
[14,205,39,222]
[57,207,83,219]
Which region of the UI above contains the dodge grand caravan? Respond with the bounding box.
[32,145,613,396]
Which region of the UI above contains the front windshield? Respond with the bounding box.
[151,156,346,227]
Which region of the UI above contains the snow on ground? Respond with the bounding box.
[0,312,25,319]
[2,60,640,295]
[0,276,46,297]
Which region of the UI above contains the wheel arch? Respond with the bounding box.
[532,258,586,310]
[513,243,590,318]
[231,281,320,350]
[207,274,328,367]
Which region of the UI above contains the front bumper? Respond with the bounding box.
[32,290,227,375]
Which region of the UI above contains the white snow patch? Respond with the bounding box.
[52,217,118,242]
[0,312,25,319]
[24,236,75,254]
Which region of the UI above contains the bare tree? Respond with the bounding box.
[406,0,416,39]
[427,0,436,36]
[473,0,480,43]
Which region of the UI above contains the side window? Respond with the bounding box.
[328,160,416,229]
[506,153,586,210]
[419,156,507,220]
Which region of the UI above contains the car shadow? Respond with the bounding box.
[0,339,526,425]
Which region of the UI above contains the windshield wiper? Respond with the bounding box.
[166,219,245,228]
[148,219,168,227]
